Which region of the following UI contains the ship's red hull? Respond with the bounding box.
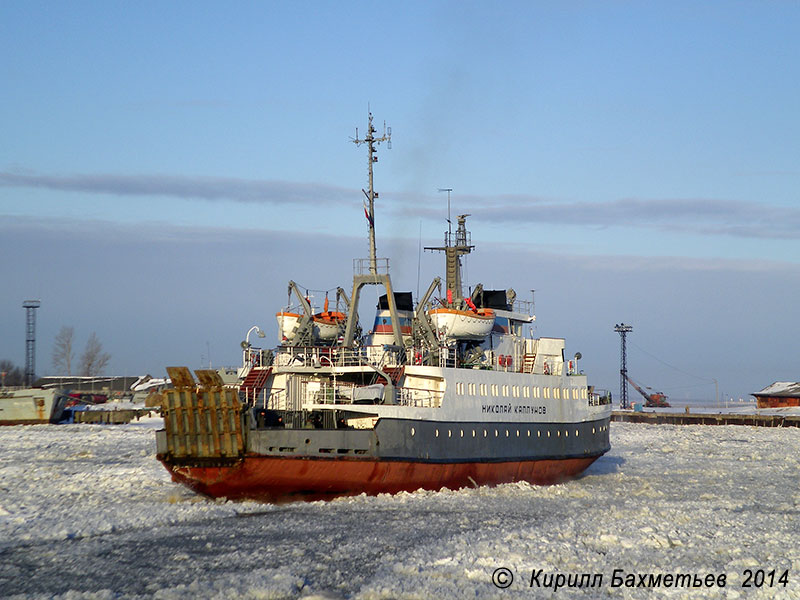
[160,453,602,502]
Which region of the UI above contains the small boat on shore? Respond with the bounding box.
[0,388,70,425]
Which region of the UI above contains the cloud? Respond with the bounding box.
[425,195,800,241]
[3,170,799,240]
[0,171,353,206]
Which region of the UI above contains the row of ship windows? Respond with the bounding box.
[454,382,588,400]
[410,425,609,438]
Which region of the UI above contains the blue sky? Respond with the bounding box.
[1,1,798,401]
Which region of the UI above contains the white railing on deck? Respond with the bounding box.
[398,386,444,408]
[353,257,390,275]
[275,345,405,369]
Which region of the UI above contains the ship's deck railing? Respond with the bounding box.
[300,382,443,409]
[590,390,613,406]
[254,380,443,410]
[513,299,535,315]
[353,257,390,275]
[402,347,457,369]
[243,347,272,370]
[273,344,405,369]
[397,386,443,408]
[257,387,286,410]
[269,343,575,374]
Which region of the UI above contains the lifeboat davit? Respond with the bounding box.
[429,306,495,340]
[276,311,346,342]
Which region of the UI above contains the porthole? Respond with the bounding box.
[527,430,531,437]
[537,431,541,437]
[516,430,520,437]
[484,430,487,437]
[565,430,569,437]
[547,431,551,438]
[472,430,476,437]
[495,429,498,437]
[448,430,452,438]
[592,427,596,434]
[460,430,463,437]
[435,429,439,437]
[410,428,415,437]
[505,430,509,437]
[575,430,579,437]
[557,430,561,437]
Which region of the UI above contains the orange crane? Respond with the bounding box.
[625,375,670,408]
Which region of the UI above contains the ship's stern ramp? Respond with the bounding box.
[159,367,245,462]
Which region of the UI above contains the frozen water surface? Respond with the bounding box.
[1,420,799,599]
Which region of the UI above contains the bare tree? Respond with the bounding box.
[52,326,75,375]
[79,332,111,376]
[0,360,24,387]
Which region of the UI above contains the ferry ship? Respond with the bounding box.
[155,114,612,502]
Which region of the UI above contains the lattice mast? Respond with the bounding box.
[23,300,41,387]
[425,188,474,306]
[352,112,391,275]
[614,323,633,409]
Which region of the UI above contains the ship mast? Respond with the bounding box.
[425,209,474,307]
[352,111,391,275]
[342,112,403,349]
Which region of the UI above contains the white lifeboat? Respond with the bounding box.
[429,305,495,340]
[276,310,346,342]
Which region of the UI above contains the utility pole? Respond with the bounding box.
[614,323,633,409]
[23,300,41,387]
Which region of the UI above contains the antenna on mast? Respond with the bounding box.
[425,189,473,306]
[352,111,391,275]
[438,188,453,240]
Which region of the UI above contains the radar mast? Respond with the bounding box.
[352,111,391,275]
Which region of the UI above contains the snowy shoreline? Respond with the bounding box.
[2,421,799,598]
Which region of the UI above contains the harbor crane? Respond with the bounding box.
[625,375,670,408]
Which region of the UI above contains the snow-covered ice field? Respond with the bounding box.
[1,419,799,599]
